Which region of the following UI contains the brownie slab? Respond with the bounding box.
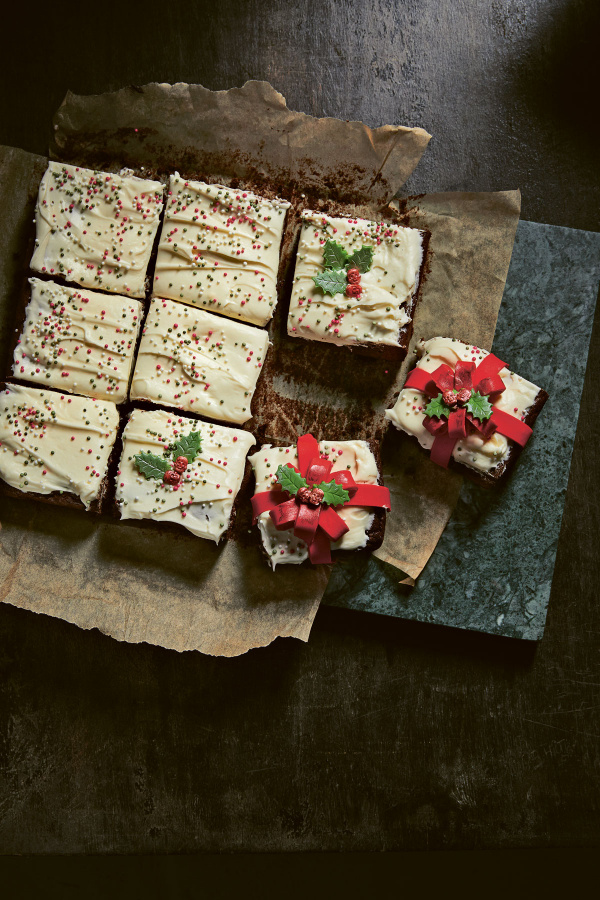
[115,407,255,541]
[0,383,119,509]
[250,439,385,567]
[152,175,290,326]
[287,211,425,356]
[30,161,164,298]
[385,336,548,483]
[12,278,142,403]
[130,297,269,423]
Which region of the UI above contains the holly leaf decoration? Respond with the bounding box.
[346,245,374,274]
[171,430,202,463]
[318,480,350,507]
[313,268,348,297]
[134,451,170,480]
[276,464,308,496]
[322,239,349,270]
[466,391,493,420]
[424,394,451,419]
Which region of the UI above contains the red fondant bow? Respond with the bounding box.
[251,434,391,565]
[404,353,533,468]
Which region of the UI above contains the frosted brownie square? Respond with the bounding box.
[12,278,142,403]
[153,175,290,326]
[0,383,119,510]
[30,161,164,298]
[250,439,384,568]
[130,297,269,424]
[385,336,548,483]
[116,408,255,541]
[287,211,425,356]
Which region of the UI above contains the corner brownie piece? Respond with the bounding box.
[30,161,164,298]
[385,336,548,483]
[12,278,142,403]
[250,438,387,568]
[115,408,255,541]
[152,175,290,327]
[0,383,119,510]
[129,296,269,423]
[287,211,426,358]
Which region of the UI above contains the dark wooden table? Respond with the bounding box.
[1,0,599,853]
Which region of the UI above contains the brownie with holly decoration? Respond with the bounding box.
[250,433,391,567]
[385,337,548,484]
[0,382,120,513]
[115,407,255,541]
[287,211,427,359]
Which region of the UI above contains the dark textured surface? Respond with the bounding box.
[1,0,600,853]
[325,220,600,640]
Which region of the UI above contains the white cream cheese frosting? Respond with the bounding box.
[287,211,424,347]
[130,296,269,424]
[153,175,290,327]
[13,278,142,403]
[0,383,119,508]
[116,408,255,541]
[385,337,541,474]
[250,440,379,568]
[30,161,165,298]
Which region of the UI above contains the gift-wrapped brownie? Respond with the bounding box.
[250,433,391,566]
[385,337,548,483]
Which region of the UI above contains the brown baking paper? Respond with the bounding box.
[0,82,518,654]
[374,191,522,581]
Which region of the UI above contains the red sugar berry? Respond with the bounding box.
[456,388,472,405]
[308,487,325,506]
[346,283,362,298]
[163,469,181,485]
[347,267,361,284]
[442,390,458,408]
[296,486,312,504]
[174,456,188,473]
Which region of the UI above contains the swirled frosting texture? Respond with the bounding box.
[130,297,269,423]
[153,175,290,326]
[0,383,119,507]
[31,161,164,298]
[385,337,541,473]
[250,440,378,568]
[116,408,255,542]
[13,278,142,402]
[287,211,423,347]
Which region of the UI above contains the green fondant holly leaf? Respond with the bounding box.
[276,464,308,496]
[312,268,348,297]
[322,239,349,270]
[134,451,170,480]
[318,480,350,507]
[466,391,493,420]
[172,430,202,463]
[346,245,374,274]
[424,394,451,419]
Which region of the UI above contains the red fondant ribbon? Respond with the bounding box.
[404,352,532,468]
[251,434,391,565]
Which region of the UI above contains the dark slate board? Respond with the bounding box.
[323,219,600,640]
